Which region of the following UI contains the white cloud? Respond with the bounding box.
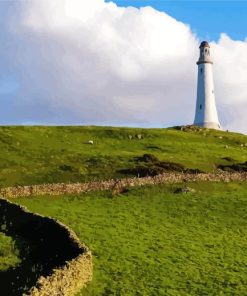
[1,0,247,133]
[212,34,247,132]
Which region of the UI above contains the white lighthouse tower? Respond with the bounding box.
[194,41,221,130]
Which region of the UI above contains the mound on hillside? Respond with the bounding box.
[217,161,247,172]
[119,153,202,177]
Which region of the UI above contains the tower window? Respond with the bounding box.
[200,68,203,73]
[200,104,202,110]
[212,90,214,93]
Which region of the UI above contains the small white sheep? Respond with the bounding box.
[85,140,94,145]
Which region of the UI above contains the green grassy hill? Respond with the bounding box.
[16,182,247,295]
[0,125,247,187]
[1,126,247,295]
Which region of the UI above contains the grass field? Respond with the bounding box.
[14,182,247,295]
[0,126,247,187]
[0,232,21,272]
[1,126,247,295]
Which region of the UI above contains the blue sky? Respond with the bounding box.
[107,0,247,41]
[0,0,247,131]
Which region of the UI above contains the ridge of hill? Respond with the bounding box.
[0,125,246,187]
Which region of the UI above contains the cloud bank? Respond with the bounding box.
[0,0,247,132]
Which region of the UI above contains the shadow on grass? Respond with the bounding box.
[0,235,66,295]
[0,199,82,295]
[0,245,45,295]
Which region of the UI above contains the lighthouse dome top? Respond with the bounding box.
[199,41,210,48]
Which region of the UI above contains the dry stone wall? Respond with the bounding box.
[1,172,247,198]
[0,172,246,294]
[0,198,92,296]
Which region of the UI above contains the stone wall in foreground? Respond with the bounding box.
[0,198,92,296]
[1,172,247,198]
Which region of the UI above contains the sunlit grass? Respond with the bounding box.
[0,232,21,271]
[0,126,246,186]
[15,182,247,295]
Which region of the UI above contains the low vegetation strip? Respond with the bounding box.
[1,172,247,198]
[0,198,92,296]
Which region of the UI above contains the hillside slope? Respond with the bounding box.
[0,125,247,187]
[16,182,247,295]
